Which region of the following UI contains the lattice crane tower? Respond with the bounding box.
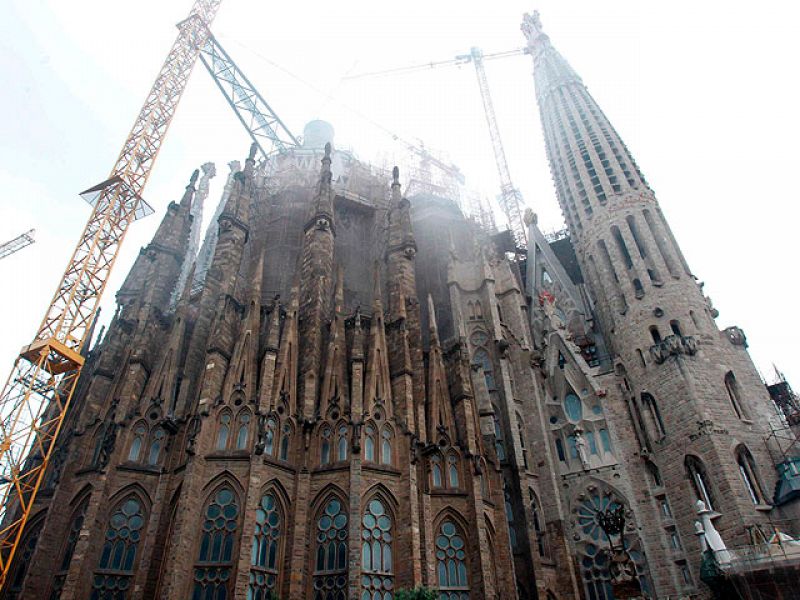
[0,0,222,587]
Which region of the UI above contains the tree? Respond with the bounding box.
[395,586,438,600]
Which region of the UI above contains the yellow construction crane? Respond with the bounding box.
[0,0,222,587]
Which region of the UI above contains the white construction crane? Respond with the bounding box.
[345,46,530,247]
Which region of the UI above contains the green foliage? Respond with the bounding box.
[395,586,439,600]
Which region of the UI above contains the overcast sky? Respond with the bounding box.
[1,1,797,388]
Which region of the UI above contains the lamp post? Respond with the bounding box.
[596,504,643,599]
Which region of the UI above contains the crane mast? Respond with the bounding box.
[467,47,528,246]
[0,0,222,586]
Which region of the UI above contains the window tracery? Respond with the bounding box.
[361,498,393,599]
[91,496,145,599]
[192,486,240,599]
[313,498,348,600]
[436,520,469,599]
[249,492,282,598]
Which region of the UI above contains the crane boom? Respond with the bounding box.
[468,47,528,246]
[0,0,222,587]
[0,231,35,261]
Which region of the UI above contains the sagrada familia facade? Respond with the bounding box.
[5,10,799,600]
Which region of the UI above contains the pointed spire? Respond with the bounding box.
[307,142,335,232]
[334,265,345,313]
[372,261,383,309]
[427,294,439,345]
[244,142,258,177]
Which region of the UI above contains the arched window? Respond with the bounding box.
[725,371,747,419]
[736,446,766,505]
[564,391,583,422]
[381,427,393,466]
[249,492,282,597]
[313,498,348,599]
[599,429,613,454]
[320,426,332,466]
[217,412,231,450]
[7,517,42,598]
[436,520,469,599]
[504,485,517,549]
[685,456,716,511]
[236,411,250,450]
[336,425,348,462]
[147,428,164,466]
[529,489,548,558]
[279,423,291,461]
[128,423,146,462]
[447,454,460,488]
[265,418,276,456]
[645,461,662,488]
[473,349,496,391]
[364,424,376,462]
[431,454,443,488]
[517,415,529,469]
[493,410,505,461]
[555,437,566,462]
[193,487,240,599]
[91,496,145,599]
[361,498,393,599]
[51,498,88,598]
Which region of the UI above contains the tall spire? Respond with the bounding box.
[306,142,335,233]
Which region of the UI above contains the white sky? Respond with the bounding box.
[0,1,797,388]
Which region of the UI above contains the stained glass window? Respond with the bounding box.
[265,418,276,456]
[236,412,250,450]
[321,427,332,466]
[217,413,231,450]
[51,498,88,600]
[192,487,239,600]
[447,455,459,488]
[365,425,376,462]
[147,429,164,466]
[313,498,348,600]
[381,428,392,466]
[361,499,393,600]
[337,425,348,462]
[90,497,145,599]
[128,424,146,462]
[431,455,443,488]
[435,521,469,599]
[564,393,582,422]
[279,423,291,461]
[7,518,42,599]
[249,493,281,599]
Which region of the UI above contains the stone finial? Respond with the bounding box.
[427,293,439,342]
[201,161,217,178]
[521,10,545,44]
[392,166,400,185]
[695,499,730,564]
[248,142,258,162]
[189,169,199,187]
[324,142,332,159]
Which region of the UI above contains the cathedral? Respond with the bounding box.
[5,10,799,600]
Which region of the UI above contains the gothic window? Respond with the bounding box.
[128,423,146,462]
[279,422,291,461]
[217,412,232,451]
[336,425,348,462]
[504,485,518,549]
[51,498,88,600]
[320,426,332,466]
[265,418,276,456]
[725,371,747,420]
[611,225,634,269]
[192,487,240,600]
[364,424,377,463]
[529,490,548,558]
[564,391,582,422]
[685,456,716,511]
[586,429,598,455]
[736,446,766,505]
[236,410,251,450]
[645,461,662,488]
[435,520,469,599]
[649,326,661,345]
[670,320,682,337]
[380,426,393,466]
[313,498,348,600]
[517,415,529,469]
[493,409,505,461]
[249,492,282,597]
[447,454,460,488]
[361,499,393,599]
[91,496,145,599]
[599,429,612,454]
[6,517,42,599]
[473,349,495,391]
[567,434,578,460]
[147,428,165,466]
[431,454,443,488]
[555,437,565,462]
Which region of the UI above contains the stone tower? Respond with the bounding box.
[522,10,797,598]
